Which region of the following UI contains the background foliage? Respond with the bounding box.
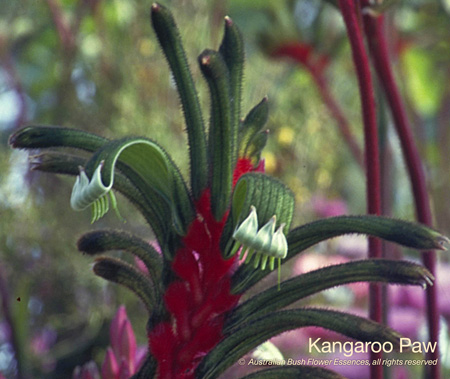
[1,0,450,378]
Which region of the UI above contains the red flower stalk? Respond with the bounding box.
[361,5,440,378]
[338,1,383,378]
[148,158,259,379]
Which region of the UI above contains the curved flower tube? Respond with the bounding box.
[70,162,123,222]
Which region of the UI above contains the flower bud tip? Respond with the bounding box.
[435,235,449,251]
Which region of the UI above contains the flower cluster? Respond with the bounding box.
[147,159,259,378]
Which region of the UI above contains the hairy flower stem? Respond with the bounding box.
[362,9,440,378]
[338,1,383,378]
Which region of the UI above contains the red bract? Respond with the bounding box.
[101,348,118,379]
[98,306,145,379]
[271,42,330,76]
[148,158,258,378]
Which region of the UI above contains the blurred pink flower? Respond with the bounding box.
[389,283,425,310]
[134,257,149,276]
[311,195,348,218]
[73,305,146,379]
[134,240,161,276]
[30,327,57,356]
[292,253,369,303]
[335,235,368,259]
[292,252,349,276]
[437,263,450,316]
[388,306,425,340]
[102,305,146,378]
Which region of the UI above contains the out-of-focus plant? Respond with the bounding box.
[8,3,449,379]
[73,305,146,379]
[256,0,364,168]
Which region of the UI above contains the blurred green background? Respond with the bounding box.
[1,0,450,378]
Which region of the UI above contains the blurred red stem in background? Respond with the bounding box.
[362,8,440,378]
[338,1,383,378]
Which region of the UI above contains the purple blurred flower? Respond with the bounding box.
[72,361,100,379]
[389,283,425,310]
[437,263,450,316]
[30,327,57,356]
[388,307,425,340]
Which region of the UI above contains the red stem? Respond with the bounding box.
[362,10,440,379]
[338,1,383,378]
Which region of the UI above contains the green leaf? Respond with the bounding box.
[231,215,447,293]
[197,308,401,378]
[9,125,107,152]
[77,230,163,290]
[93,257,155,312]
[240,366,346,379]
[221,172,294,258]
[238,97,269,157]
[71,137,194,236]
[244,129,269,165]
[151,3,207,199]
[225,259,433,333]
[199,49,235,221]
